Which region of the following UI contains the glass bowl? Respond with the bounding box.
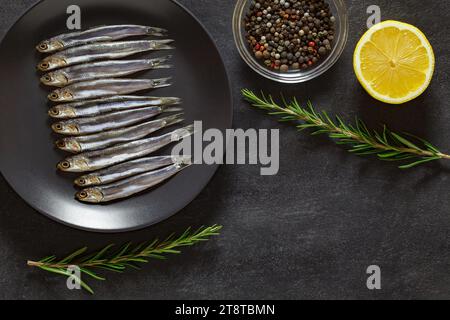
[232,0,349,83]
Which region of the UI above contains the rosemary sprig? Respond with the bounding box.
[242,89,450,169]
[27,225,222,294]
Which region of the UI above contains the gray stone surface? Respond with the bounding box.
[1,0,450,300]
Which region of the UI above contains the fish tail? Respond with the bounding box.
[176,160,193,170]
[150,39,175,50]
[146,26,168,37]
[161,106,183,114]
[170,124,194,142]
[171,155,192,167]
[160,96,182,106]
[149,55,173,69]
[151,77,172,89]
[162,113,184,127]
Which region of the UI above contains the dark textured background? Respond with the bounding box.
[1,0,449,300]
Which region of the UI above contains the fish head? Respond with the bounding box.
[48,89,74,102]
[74,175,101,187]
[76,188,104,203]
[48,105,77,119]
[38,57,67,71]
[36,40,64,53]
[41,72,69,87]
[52,121,79,135]
[57,157,89,172]
[55,138,82,153]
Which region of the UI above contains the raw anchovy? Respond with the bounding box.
[74,155,190,187]
[52,106,181,135]
[57,125,194,172]
[49,95,181,119]
[48,78,172,102]
[37,40,174,72]
[56,113,184,153]
[36,25,168,53]
[41,57,172,87]
[76,159,192,203]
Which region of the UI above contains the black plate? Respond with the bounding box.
[0,0,232,232]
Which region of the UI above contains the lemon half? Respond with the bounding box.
[353,20,435,104]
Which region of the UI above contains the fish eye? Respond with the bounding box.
[50,93,59,100]
[55,140,65,148]
[77,178,86,186]
[49,108,60,115]
[43,75,52,82]
[78,191,88,199]
[39,43,48,50]
[54,123,63,131]
[40,62,50,70]
[61,161,71,169]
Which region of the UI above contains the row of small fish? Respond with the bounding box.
[70,127,194,203]
[37,25,168,53]
[36,25,191,203]
[58,125,194,173]
[69,124,193,203]
[52,102,181,135]
[76,156,192,203]
[38,40,174,72]
[41,57,172,87]
[47,78,172,102]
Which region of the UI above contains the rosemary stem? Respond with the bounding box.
[269,101,431,157]
[243,89,450,168]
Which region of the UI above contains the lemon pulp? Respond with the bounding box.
[353,20,435,104]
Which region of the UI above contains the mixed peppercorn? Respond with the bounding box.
[244,0,336,72]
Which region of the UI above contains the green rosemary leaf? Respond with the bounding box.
[322,111,334,126]
[94,244,116,261]
[79,280,95,295]
[144,239,159,252]
[39,256,56,263]
[39,266,70,277]
[390,132,421,151]
[114,243,132,259]
[131,242,147,254]
[80,268,105,281]
[311,129,328,135]
[160,249,182,254]
[403,132,441,154]
[147,254,167,260]
[127,258,149,263]
[374,132,387,145]
[59,247,88,264]
[377,151,402,158]
[95,265,124,273]
[328,133,348,139]
[122,263,141,270]
[424,142,440,154]
[298,123,319,129]
[399,157,441,169]
[349,146,374,153]
[102,263,126,271]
